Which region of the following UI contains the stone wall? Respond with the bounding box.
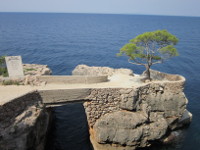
[149,69,184,81]
[0,92,50,150]
[84,88,123,127]
[37,75,108,84]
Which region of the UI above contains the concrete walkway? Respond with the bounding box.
[0,74,143,106]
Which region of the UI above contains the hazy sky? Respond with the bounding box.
[0,0,200,17]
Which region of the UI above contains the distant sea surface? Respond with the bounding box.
[0,13,200,150]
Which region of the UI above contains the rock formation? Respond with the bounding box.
[72,64,133,77]
[80,66,192,150]
[0,92,51,150]
[23,64,52,86]
[0,64,52,86]
[0,65,192,150]
[23,64,52,76]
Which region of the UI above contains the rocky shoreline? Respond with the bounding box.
[0,64,192,150]
[0,64,52,86]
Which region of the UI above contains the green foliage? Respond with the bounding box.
[0,56,5,65]
[24,68,37,72]
[159,45,179,57]
[118,30,179,66]
[129,29,178,45]
[0,56,8,77]
[2,80,20,85]
[0,67,8,77]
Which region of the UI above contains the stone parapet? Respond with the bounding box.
[37,75,108,84]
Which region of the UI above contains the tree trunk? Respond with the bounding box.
[144,64,151,81]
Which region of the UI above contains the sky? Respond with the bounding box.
[0,0,200,17]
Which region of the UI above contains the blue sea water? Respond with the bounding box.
[0,13,200,150]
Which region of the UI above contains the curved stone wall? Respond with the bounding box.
[150,69,185,82]
[37,75,108,84]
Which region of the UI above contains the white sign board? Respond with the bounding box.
[5,56,24,78]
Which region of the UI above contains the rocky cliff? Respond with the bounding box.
[77,65,192,150]
[0,65,192,150]
[0,92,50,150]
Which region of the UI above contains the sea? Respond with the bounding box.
[0,13,199,150]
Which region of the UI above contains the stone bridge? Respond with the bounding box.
[39,88,92,105]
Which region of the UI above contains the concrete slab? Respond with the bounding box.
[39,88,91,104]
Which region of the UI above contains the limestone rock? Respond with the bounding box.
[0,106,50,150]
[93,111,148,145]
[23,64,52,76]
[92,111,168,150]
[162,130,184,144]
[84,70,191,150]
[22,64,52,85]
[138,83,187,118]
[72,64,133,77]
[119,89,138,111]
[148,118,168,140]
[0,64,52,85]
[178,109,192,126]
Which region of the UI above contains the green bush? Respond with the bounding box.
[0,56,8,77]
[24,68,37,72]
[0,67,8,77]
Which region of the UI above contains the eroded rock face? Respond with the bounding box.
[119,89,138,111]
[72,64,133,77]
[93,111,168,149]
[137,83,187,118]
[0,106,49,150]
[23,64,52,76]
[84,70,192,150]
[0,92,50,150]
[94,111,148,145]
[0,64,52,86]
[23,64,52,86]
[90,111,169,150]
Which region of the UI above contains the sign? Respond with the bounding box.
[5,56,24,78]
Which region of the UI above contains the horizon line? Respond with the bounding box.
[0,11,200,18]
